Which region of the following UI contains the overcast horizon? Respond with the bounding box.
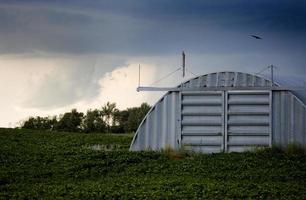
[1,0,306,127]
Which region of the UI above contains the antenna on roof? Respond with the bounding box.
[138,64,141,88]
[268,65,275,86]
[255,65,276,86]
[137,51,190,92]
[182,51,186,78]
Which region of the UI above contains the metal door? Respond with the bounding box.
[225,91,272,152]
[180,90,271,153]
[180,91,225,153]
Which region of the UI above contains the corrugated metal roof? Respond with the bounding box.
[181,71,306,106]
[180,71,271,88]
[260,73,306,105]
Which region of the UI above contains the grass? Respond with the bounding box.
[1,128,306,199]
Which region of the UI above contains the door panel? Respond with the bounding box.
[225,91,271,152]
[180,90,271,153]
[180,91,224,153]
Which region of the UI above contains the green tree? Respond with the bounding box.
[126,103,151,132]
[55,109,84,132]
[22,116,57,130]
[83,109,106,133]
[22,117,36,129]
[101,102,118,133]
[21,102,151,134]
[112,110,129,133]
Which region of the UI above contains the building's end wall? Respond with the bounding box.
[273,91,306,147]
[130,91,180,151]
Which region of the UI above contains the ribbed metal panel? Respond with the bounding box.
[181,72,271,89]
[181,91,224,153]
[130,91,180,151]
[130,71,306,152]
[272,91,306,147]
[226,91,271,152]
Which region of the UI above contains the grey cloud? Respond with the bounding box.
[22,56,126,109]
[1,0,306,127]
[0,1,306,56]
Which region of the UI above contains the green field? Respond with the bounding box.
[1,128,306,199]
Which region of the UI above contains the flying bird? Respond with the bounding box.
[251,35,262,39]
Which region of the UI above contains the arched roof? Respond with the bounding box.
[130,71,306,150]
[179,71,271,88]
[261,73,306,105]
[180,71,306,105]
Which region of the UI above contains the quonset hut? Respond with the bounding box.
[130,71,306,153]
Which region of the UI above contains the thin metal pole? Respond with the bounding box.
[182,51,185,78]
[138,64,141,88]
[271,65,274,86]
[269,65,274,86]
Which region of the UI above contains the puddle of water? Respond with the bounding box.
[85,144,121,151]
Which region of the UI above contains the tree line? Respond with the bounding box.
[21,102,151,133]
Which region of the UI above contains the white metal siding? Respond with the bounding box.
[130,91,180,151]
[226,91,271,152]
[130,71,306,152]
[273,91,306,147]
[181,72,271,89]
[181,90,271,153]
[181,91,224,153]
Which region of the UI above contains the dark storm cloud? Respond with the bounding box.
[0,0,306,56]
[1,0,306,110]
[0,0,306,125]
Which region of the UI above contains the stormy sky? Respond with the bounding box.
[1,0,306,127]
